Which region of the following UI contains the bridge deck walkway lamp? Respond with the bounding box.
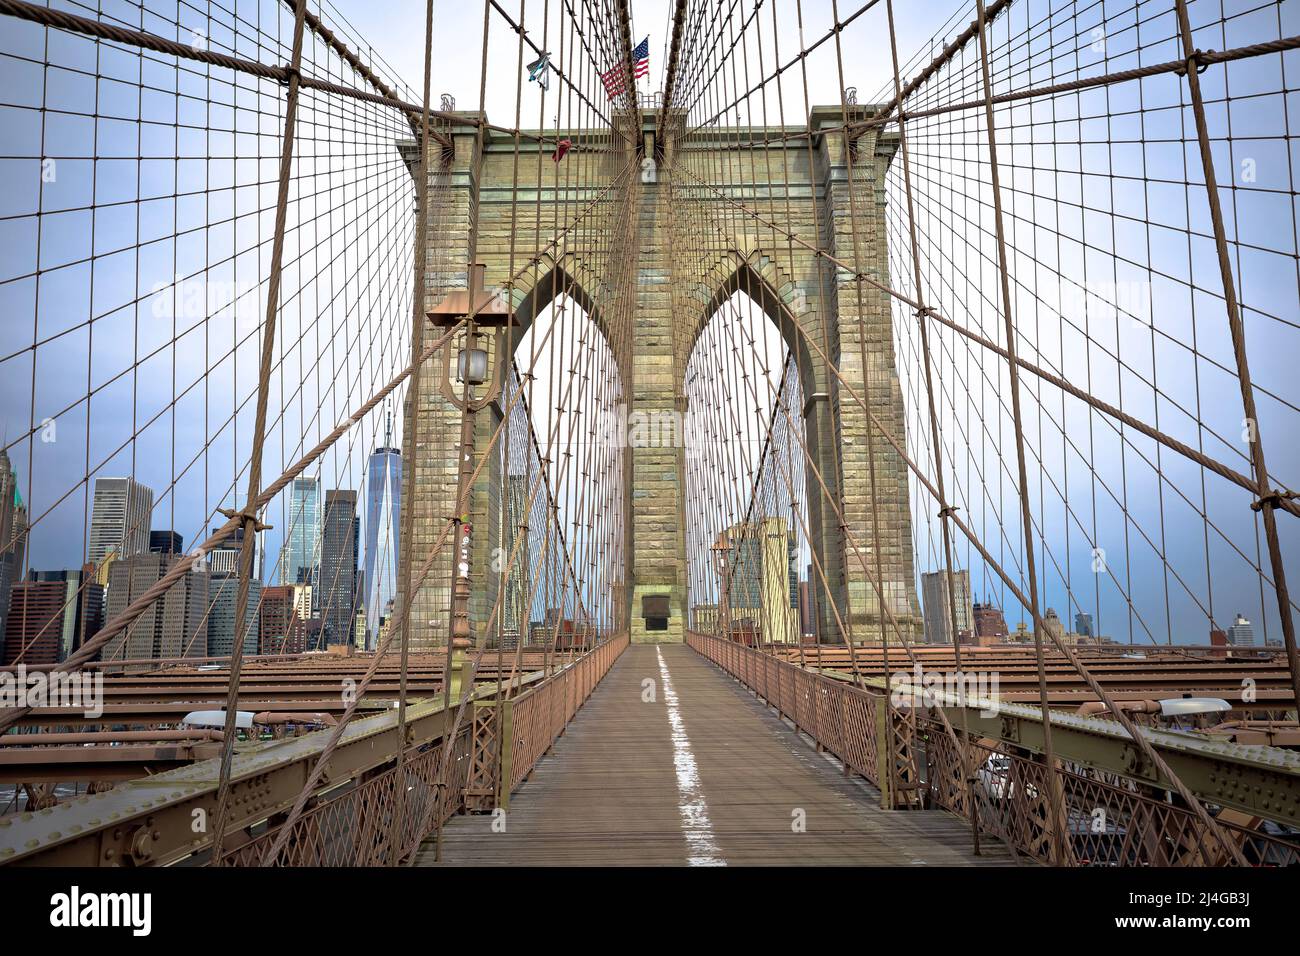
[427,262,517,412]
[426,264,518,667]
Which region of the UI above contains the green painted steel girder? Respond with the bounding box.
[822,669,1300,825]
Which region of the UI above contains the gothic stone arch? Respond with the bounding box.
[398,107,919,651]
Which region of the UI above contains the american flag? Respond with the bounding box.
[633,36,650,80]
[600,36,650,99]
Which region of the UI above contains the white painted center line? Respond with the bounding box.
[656,647,726,866]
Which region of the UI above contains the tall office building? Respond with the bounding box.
[798,581,815,638]
[500,474,531,642]
[0,449,28,647]
[103,553,209,663]
[259,584,306,654]
[717,517,798,642]
[353,606,367,650]
[280,476,322,607]
[87,477,154,566]
[1,568,103,666]
[801,562,818,639]
[353,570,366,649]
[290,584,315,648]
[207,525,261,576]
[1227,612,1255,647]
[208,530,240,575]
[921,569,974,645]
[376,598,396,648]
[363,406,402,641]
[149,530,184,555]
[1074,611,1094,639]
[320,490,358,647]
[206,573,262,657]
[304,617,324,652]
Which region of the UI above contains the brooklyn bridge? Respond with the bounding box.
[0,0,1296,870]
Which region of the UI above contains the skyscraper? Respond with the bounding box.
[1,568,103,666]
[501,474,531,642]
[87,477,154,566]
[802,562,817,640]
[364,405,402,642]
[291,583,314,644]
[1074,611,1094,638]
[921,569,974,645]
[320,489,358,647]
[280,476,322,606]
[207,525,260,575]
[0,449,28,645]
[353,605,367,650]
[717,517,798,643]
[353,568,365,642]
[103,553,209,663]
[259,585,307,655]
[149,530,184,555]
[798,581,814,638]
[206,573,262,658]
[1227,612,1255,647]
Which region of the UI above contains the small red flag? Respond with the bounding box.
[552,138,573,162]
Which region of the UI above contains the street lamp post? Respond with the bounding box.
[427,263,516,684]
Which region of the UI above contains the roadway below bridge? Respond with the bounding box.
[419,645,1012,866]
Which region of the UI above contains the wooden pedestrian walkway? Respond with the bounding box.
[418,644,1013,866]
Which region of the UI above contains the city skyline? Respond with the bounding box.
[1,459,1283,657]
[0,458,394,664]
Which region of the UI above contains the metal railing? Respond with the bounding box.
[218,721,475,867]
[218,633,628,865]
[686,631,918,807]
[919,715,1300,867]
[689,631,1300,866]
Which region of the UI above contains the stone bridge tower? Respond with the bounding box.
[397,107,919,651]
